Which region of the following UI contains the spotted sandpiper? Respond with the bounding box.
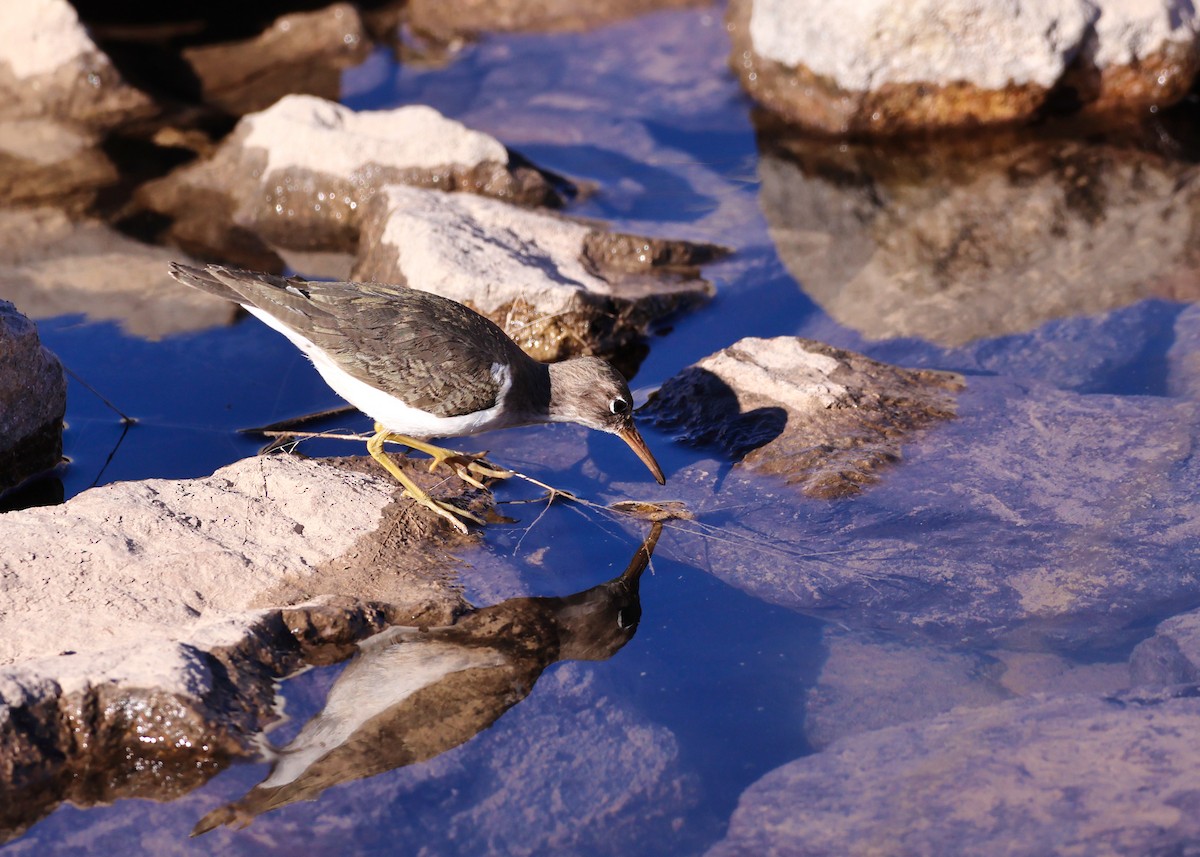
[168,263,665,532]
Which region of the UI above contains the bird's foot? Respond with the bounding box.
[366,429,485,534]
[372,426,513,489]
[430,451,513,490]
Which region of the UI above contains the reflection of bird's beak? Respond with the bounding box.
[617,424,666,485]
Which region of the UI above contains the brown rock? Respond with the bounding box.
[726,0,1095,135]
[0,303,65,493]
[0,0,155,130]
[644,336,962,498]
[181,4,370,115]
[1069,0,1200,116]
[804,630,1011,751]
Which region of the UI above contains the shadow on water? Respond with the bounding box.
[640,367,786,491]
[192,523,663,836]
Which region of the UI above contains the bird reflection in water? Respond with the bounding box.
[193,522,662,835]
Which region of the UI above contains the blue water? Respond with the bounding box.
[8,4,1200,855]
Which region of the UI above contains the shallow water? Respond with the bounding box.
[7,4,1200,855]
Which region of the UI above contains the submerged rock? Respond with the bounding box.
[1130,607,1200,686]
[1168,303,1200,400]
[728,0,1200,135]
[354,184,723,362]
[636,371,1200,652]
[180,4,369,116]
[758,132,1200,346]
[708,689,1200,857]
[138,94,567,268]
[0,208,236,339]
[804,629,1011,751]
[0,303,65,494]
[644,336,962,498]
[0,453,479,841]
[1070,0,1200,116]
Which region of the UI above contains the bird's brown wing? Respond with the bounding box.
[169,263,521,418]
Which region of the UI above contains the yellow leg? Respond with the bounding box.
[366,428,484,534]
[371,424,512,489]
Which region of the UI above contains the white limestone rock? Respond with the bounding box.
[0,0,153,128]
[355,184,721,361]
[138,95,564,267]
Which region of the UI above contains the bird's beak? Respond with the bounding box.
[617,424,666,485]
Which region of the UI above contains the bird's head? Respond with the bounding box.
[547,357,665,484]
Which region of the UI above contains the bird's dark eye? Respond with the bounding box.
[609,398,630,415]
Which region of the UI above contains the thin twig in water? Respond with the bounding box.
[251,428,897,580]
[63,365,136,425]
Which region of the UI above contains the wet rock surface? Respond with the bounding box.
[644,336,962,498]
[0,303,65,494]
[758,132,1200,346]
[180,4,370,115]
[0,453,482,841]
[1073,0,1200,116]
[708,689,1200,857]
[728,0,1200,135]
[0,208,236,339]
[139,94,567,267]
[355,183,723,362]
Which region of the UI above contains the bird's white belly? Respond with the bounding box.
[246,306,511,439]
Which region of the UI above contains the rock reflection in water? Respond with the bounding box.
[193,522,662,836]
[757,122,1200,347]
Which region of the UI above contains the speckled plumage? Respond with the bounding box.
[169,263,549,422]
